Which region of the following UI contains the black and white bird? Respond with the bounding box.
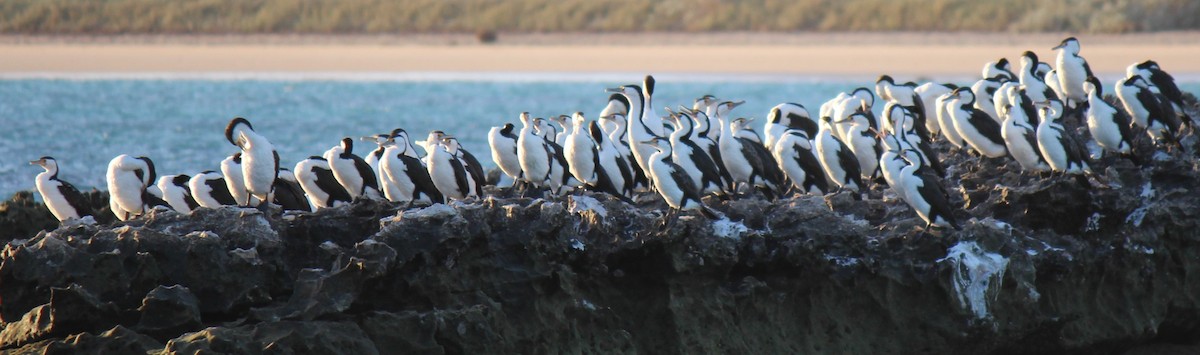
[361,133,389,175]
[224,117,279,207]
[719,116,784,199]
[934,91,967,149]
[517,112,552,190]
[600,112,649,191]
[608,82,660,188]
[31,156,92,222]
[833,88,877,142]
[220,152,250,206]
[876,75,929,140]
[878,135,909,200]
[948,87,1008,158]
[550,114,571,147]
[638,75,667,138]
[970,77,1008,124]
[568,111,633,200]
[890,108,946,177]
[896,149,960,230]
[992,80,1022,122]
[443,136,485,197]
[378,132,444,205]
[915,82,957,139]
[815,116,864,196]
[1128,60,1193,126]
[772,129,829,195]
[272,169,310,212]
[1117,75,1185,147]
[155,174,199,213]
[664,109,727,197]
[536,117,578,194]
[642,136,715,222]
[587,116,636,201]
[323,137,383,201]
[1052,37,1094,110]
[1036,100,1091,175]
[188,171,237,209]
[695,95,723,140]
[489,123,523,186]
[709,101,745,185]
[565,112,600,187]
[982,58,1015,80]
[294,156,352,209]
[598,93,630,138]
[1082,76,1134,156]
[836,112,882,181]
[426,134,474,201]
[685,108,730,187]
[1017,51,1058,105]
[1036,61,1053,80]
[1045,69,1066,109]
[106,154,160,221]
[1001,87,1051,172]
[765,102,818,148]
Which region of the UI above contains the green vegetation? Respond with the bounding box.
[2,0,1198,34]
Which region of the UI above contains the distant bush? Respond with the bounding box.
[476,30,497,43]
[1,0,1197,34]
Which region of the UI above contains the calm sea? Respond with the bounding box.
[2,74,1195,198]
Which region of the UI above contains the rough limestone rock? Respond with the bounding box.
[137,285,202,341]
[0,99,1198,354]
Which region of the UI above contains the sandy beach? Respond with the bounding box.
[3,32,1200,78]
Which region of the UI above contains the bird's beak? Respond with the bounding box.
[729,100,746,109]
[640,139,660,145]
[868,127,886,140]
[605,87,623,93]
[1051,43,1063,50]
[360,136,378,141]
[29,159,42,166]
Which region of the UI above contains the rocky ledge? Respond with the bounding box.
[3,115,1200,354]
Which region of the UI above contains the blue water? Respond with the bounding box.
[2,77,1197,198]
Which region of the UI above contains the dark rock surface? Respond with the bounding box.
[1,100,1199,354]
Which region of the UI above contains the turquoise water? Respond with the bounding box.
[2,77,1196,198]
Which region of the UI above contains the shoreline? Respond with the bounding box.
[5,31,1200,45]
[3,32,1200,77]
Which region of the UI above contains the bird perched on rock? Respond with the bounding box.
[1052,37,1094,112]
[31,156,93,223]
[896,149,960,230]
[294,156,353,209]
[1036,100,1091,176]
[324,137,383,201]
[1127,60,1193,127]
[642,136,717,226]
[225,117,279,208]
[378,131,443,205]
[773,129,828,195]
[947,88,1008,159]
[1082,76,1134,157]
[107,154,165,221]
[1117,75,1185,148]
